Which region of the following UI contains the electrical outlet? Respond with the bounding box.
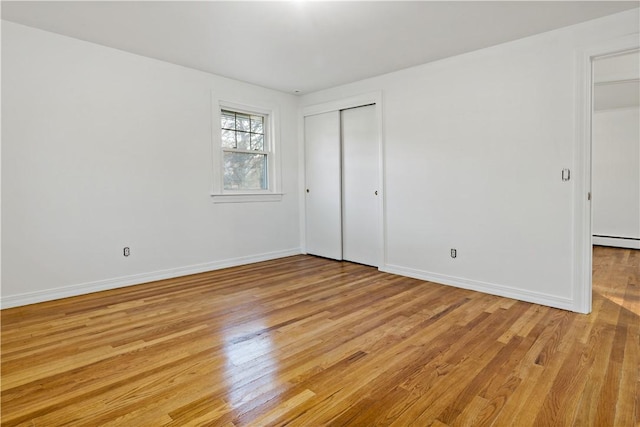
[124,247,130,257]
[450,248,457,258]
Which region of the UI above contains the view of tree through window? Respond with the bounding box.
[221,109,268,191]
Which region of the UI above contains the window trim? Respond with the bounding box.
[211,97,283,203]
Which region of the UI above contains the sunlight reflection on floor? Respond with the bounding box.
[223,323,278,409]
[597,292,640,316]
[592,246,639,317]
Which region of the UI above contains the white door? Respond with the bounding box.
[341,105,380,266]
[304,111,342,260]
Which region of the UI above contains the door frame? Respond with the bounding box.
[574,34,639,314]
[300,91,385,267]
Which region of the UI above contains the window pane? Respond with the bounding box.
[236,114,251,131]
[221,129,236,148]
[223,152,267,190]
[236,132,251,150]
[221,111,236,130]
[251,133,264,151]
[250,115,264,133]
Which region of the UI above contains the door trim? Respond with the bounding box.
[574,34,639,314]
[301,91,385,268]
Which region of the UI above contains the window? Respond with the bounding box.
[211,99,282,203]
[221,109,268,191]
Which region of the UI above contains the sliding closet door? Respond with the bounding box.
[342,105,379,266]
[304,111,342,260]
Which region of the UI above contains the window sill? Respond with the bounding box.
[210,192,284,203]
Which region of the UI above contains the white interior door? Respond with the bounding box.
[304,111,342,260]
[341,105,380,266]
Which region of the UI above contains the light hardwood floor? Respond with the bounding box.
[1,246,638,426]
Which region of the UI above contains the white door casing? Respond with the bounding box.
[574,33,640,314]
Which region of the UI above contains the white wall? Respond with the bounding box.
[1,21,301,307]
[301,10,639,312]
[593,50,640,83]
[592,107,640,245]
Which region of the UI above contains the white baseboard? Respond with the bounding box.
[380,264,576,312]
[593,236,640,250]
[1,248,302,309]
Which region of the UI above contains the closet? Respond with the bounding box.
[304,103,381,266]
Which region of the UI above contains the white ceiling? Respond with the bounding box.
[2,1,638,94]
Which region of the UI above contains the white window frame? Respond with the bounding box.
[211,97,282,203]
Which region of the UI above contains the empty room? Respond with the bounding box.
[1,1,639,425]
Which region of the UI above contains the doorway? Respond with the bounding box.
[591,50,640,250]
[576,34,640,314]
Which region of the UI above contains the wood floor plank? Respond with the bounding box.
[2,248,638,426]
[615,314,639,427]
